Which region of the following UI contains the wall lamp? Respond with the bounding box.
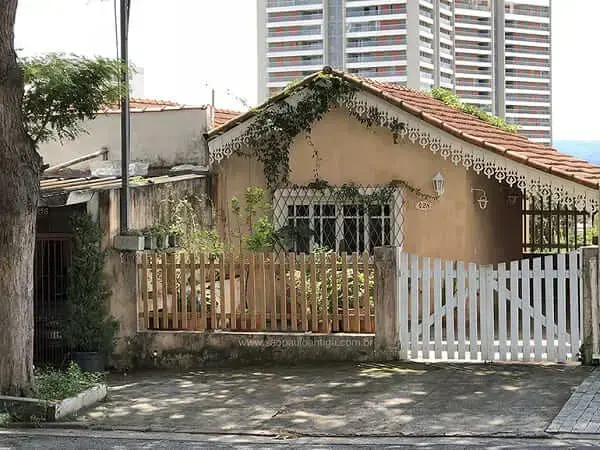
[472,188,488,210]
[432,172,445,197]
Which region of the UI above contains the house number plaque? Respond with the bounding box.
[416,200,433,211]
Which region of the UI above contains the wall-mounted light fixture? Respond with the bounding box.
[471,188,488,210]
[432,172,445,197]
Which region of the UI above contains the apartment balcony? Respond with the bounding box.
[506,72,550,80]
[267,63,323,73]
[349,68,407,78]
[457,83,492,92]
[455,0,490,11]
[347,53,407,65]
[505,13,550,24]
[268,0,321,6]
[455,44,492,54]
[455,66,492,75]
[506,112,551,119]
[346,13,407,23]
[456,76,492,85]
[506,38,550,49]
[505,50,550,60]
[267,12,323,24]
[267,0,323,14]
[455,30,491,41]
[505,27,550,37]
[440,1,452,13]
[455,54,492,63]
[506,59,550,69]
[505,21,549,32]
[454,18,491,29]
[268,71,317,83]
[460,96,493,105]
[267,19,323,29]
[346,43,407,54]
[267,42,324,56]
[440,17,452,29]
[516,123,552,130]
[347,25,407,38]
[505,46,549,56]
[346,5,406,18]
[268,25,321,37]
[507,93,550,102]
[506,86,550,94]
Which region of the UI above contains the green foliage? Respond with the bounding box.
[246,216,278,252]
[61,213,118,355]
[231,187,280,252]
[148,187,223,253]
[430,88,519,133]
[185,229,225,256]
[240,74,357,189]
[20,53,124,145]
[34,362,104,401]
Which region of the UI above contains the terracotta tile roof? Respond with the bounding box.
[101,98,207,113]
[213,108,243,128]
[208,68,600,190]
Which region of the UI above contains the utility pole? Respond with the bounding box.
[120,0,131,233]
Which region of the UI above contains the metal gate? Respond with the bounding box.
[398,250,582,362]
[34,234,72,365]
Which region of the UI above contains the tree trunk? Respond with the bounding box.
[0,0,43,396]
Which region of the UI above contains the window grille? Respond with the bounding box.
[273,185,404,254]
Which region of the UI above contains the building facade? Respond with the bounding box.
[258,0,551,144]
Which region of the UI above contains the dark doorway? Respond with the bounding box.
[34,234,72,366]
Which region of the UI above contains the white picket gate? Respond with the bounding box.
[398,251,582,362]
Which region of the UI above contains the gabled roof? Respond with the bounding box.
[213,108,243,128]
[208,68,600,190]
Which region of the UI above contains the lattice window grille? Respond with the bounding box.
[273,187,404,254]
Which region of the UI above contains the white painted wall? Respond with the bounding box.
[38,107,211,170]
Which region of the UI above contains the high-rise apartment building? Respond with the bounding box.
[258,0,551,144]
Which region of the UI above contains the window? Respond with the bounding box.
[274,187,402,254]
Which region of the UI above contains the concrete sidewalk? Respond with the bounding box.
[75,362,591,437]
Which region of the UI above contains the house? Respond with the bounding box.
[34,100,243,364]
[207,67,600,265]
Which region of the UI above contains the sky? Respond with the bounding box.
[14,0,600,142]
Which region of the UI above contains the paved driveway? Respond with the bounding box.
[77,362,591,437]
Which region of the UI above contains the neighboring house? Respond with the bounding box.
[207,68,600,265]
[33,99,243,364]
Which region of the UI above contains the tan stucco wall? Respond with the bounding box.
[38,108,211,170]
[214,107,521,265]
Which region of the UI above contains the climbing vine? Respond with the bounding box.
[303,179,438,203]
[239,73,356,189]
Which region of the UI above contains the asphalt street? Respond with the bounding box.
[2,429,600,450]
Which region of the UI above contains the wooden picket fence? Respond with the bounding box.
[399,250,582,362]
[137,251,375,333]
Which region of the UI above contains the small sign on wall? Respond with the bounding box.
[37,207,49,216]
[416,200,433,211]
